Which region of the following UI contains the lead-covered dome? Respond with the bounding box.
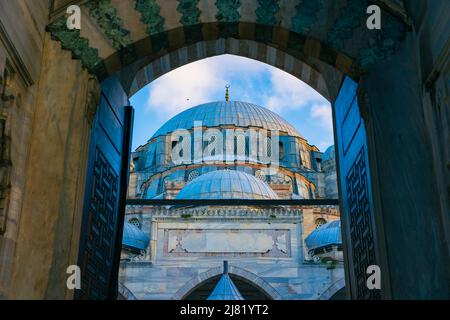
[176,170,279,200]
[122,222,150,251]
[305,220,342,252]
[151,101,302,139]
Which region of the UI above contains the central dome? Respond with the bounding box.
[176,170,279,200]
[151,101,302,139]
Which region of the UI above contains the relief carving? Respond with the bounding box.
[164,229,291,257]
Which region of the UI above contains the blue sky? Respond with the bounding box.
[130,54,334,152]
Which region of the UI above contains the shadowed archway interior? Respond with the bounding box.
[1,0,448,301]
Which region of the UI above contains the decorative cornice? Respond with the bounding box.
[138,162,311,194]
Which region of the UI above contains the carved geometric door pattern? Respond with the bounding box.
[76,77,133,300]
[333,77,380,300]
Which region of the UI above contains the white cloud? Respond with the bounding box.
[263,68,329,113]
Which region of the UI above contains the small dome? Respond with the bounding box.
[151,101,302,139]
[305,220,342,252]
[322,145,336,161]
[122,222,149,251]
[176,170,279,200]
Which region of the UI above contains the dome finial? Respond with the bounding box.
[225,84,230,102]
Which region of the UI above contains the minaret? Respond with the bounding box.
[225,85,230,102]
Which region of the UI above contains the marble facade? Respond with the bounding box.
[119,207,345,300]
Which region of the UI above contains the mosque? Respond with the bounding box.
[119,91,344,300]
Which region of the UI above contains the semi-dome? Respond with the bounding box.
[176,170,279,200]
[305,220,342,252]
[151,101,302,139]
[122,222,150,251]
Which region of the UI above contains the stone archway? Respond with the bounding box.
[172,265,283,300]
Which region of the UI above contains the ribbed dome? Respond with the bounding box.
[176,170,279,200]
[151,101,302,139]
